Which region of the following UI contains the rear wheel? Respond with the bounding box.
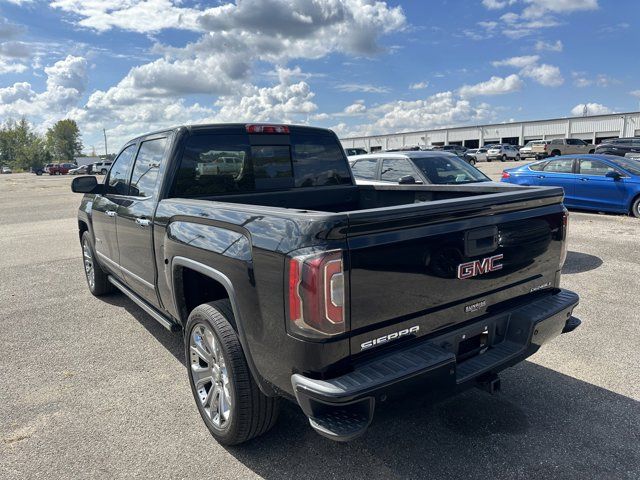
[515,154,521,161]
[501,154,507,162]
[185,300,280,445]
[631,197,640,218]
[550,150,561,157]
[100,168,107,175]
[468,157,476,165]
[81,232,112,296]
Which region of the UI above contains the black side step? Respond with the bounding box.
[107,276,181,332]
[308,400,373,442]
[562,316,581,334]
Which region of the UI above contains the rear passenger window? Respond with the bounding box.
[130,137,167,197]
[543,159,573,173]
[351,159,378,179]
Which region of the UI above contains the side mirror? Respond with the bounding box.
[398,175,416,185]
[605,170,622,180]
[71,175,101,193]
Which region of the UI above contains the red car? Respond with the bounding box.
[49,163,76,175]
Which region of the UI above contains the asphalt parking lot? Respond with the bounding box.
[1,168,639,479]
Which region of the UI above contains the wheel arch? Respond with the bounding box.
[629,191,640,215]
[170,256,276,396]
[78,219,89,243]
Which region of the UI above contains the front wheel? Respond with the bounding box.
[468,158,476,165]
[631,197,640,218]
[100,168,108,175]
[515,154,521,161]
[501,154,507,162]
[185,300,280,445]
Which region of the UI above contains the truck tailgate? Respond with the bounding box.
[346,188,566,353]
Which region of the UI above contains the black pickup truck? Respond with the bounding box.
[72,124,580,445]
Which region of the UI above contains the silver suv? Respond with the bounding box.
[486,144,520,162]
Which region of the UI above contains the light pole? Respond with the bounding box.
[103,129,108,156]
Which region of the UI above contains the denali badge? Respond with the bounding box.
[360,326,419,351]
[457,254,503,279]
[530,281,551,293]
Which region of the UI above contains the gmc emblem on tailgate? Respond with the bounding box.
[457,254,504,279]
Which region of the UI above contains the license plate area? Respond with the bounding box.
[456,328,489,362]
[432,315,511,362]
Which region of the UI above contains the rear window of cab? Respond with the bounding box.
[171,132,352,197]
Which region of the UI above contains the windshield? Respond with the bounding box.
[612,158,640,175]
[412,155,490,184]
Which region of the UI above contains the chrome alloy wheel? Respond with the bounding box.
[82,240,95,290]
[189,324,232,429]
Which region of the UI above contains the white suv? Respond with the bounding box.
[92,161,113,175]
[486,144,520,162]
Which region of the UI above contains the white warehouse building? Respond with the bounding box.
[339,111,640,152]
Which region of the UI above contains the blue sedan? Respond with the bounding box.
[501,154,640,217]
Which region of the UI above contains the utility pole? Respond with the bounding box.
[103,129,108,156]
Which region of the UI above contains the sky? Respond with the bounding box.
[0,0,639,153]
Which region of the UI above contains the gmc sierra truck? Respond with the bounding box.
[72,123,580,445]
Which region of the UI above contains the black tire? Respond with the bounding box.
[631,197,640,218]
[588,149,595,154]
[515,154,521,161]
[100,168,107,175]
[501,154,507,162]
[551,150,561,157]
[469,158,476,165]
[81,232,113,296]
[185,300,280,445]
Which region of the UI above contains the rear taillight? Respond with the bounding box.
[544,144,548,151]
[246,124,289,134]
[287,249,345,338]
[559,209,569,268]
[501,171,510,179]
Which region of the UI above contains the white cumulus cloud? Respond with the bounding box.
[409,81,429,90]
[458,74,523,97]
[521,63,564,86]
[535,40,563,52]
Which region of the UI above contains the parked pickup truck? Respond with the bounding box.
[532,138,595,159]
[72,123,580,445]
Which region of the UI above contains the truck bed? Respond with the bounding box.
[170,182,561,215]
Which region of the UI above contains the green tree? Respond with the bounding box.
[46,119,83,162]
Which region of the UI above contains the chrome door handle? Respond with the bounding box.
[580,178,589,181]
[537,175,545,178]
[135,217,151,227]
[105,210,117,217]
